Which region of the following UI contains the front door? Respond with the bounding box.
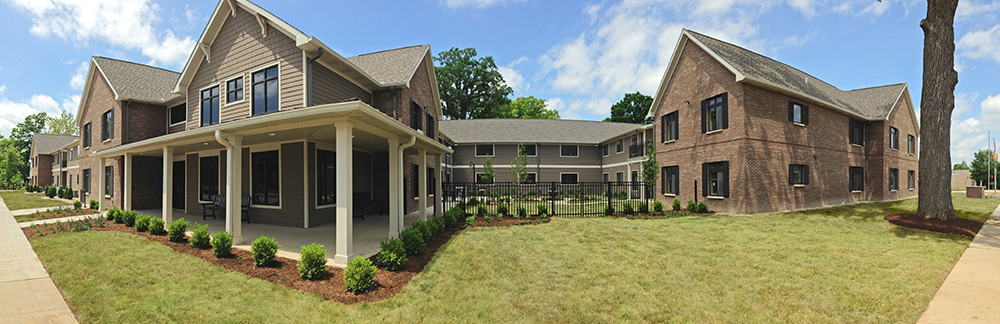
[173,161,185,209]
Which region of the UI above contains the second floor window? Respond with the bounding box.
[662,111,678,142]
[603,144,609,156]
[101,109,114,141]
[889,127,900,150]
[849,119,864,146]
[83,123,91,148]
[201,86,220,126]
[616,139,624,153]
[789,102,809,125]
[252,65,279,115]
[702,93,728,133]
[410,101,422,130]
[475,145,494,157]
[523,144,537,157]
[560,145,578,157]
[170,104,186,125]
[907,134,915,154]
[425,113,435,138]
[227,77,244,103]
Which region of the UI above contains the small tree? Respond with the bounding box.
[508,143,529,184]
[481,156,495,183]
[641,140,659,196]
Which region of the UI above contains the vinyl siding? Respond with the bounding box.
[312,63,371,106]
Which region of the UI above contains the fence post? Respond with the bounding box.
[549,182,557,217]
[606,181,612,215]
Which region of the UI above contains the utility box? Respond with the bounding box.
[967,186,985,198]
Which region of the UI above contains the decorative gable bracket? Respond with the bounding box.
[199,43,212,63]
[227,0,237,16]
[255,13,268,37]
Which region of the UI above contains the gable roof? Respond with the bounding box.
[439,119,644,145]
[31,134,78,155]
[647,29,918,132]
[75,56,181,126]
[347,45,430,86]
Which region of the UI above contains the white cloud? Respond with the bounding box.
[184,4,197,23]
[7,0,196,67]
[950,93,1000,165]
[0,85,6,96]
[860,0,891,16]
[498,57,530,93]
[955,92,979,117]
[0,94,68,136]
[62,95,81,113]
[442,0,524,9]
[957,1,1000,18]
[70,61,89,90]
[787,0,817,17]
[958,25,1000,62]
[545,96,615,120]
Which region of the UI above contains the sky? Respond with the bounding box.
[0,0,998,165]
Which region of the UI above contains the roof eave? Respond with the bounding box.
[647,30,747,119]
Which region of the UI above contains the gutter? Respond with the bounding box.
[864,121,871,201]
[305,48,324,106]
[125,99,132,144]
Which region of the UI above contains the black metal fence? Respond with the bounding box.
[442,181,652,218]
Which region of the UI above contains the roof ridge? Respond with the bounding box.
[847,83,907,92]
[350,44,429,58]
[93,56,181,75]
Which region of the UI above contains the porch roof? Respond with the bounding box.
[92,101,452,158]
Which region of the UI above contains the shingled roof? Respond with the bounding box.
[439,119,644,145]
[92,56,181,103]
[650,29,911,125]
[31,134,77,155]
[346,45,430,86]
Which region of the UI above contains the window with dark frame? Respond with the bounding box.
[199,156,219,201]
[702,161,729,197]
[83,123,91,148]
[526,173,537,183]
[201,86,220,126]
[252,65,279,115]
[907,134,915,154]
[616,171,624,183]
[889,168,899,191]
[101,109,114,141]
[426,113,434,138]
[631,170,639,190]
[410,101,422,130]
[226,77,244,103]
[169,104,186,125]
[560,145,578,157]
[475,145,494,156]
[317,150,336,205]
[849,166,864,191]
[603,144,609,156]
[560,173,578,184]
[523,144,537,156]
[104,165,113,197]
[427,167,435,195]
[411,165,419,197]
[616,139,624,153]
[908,170,915,190]
[889,127,899,150]
[252,150,280,206]
[661,166,679,195]
[849,119,864,146]
[789,164,810,185]
[702,93,728,133]
[82,169,90,194]
[662,111,678,142]
[789,102,809,124]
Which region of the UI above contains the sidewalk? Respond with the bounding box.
[0,196,78,323]
[917,203,1000,323]
[19,213,104,229]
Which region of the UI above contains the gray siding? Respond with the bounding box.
[313,63,371,106]
[249,142,305,227]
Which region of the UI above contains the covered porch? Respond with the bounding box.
[93,101,451,266]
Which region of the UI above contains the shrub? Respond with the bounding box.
[415,221,433,242]
[497,203,509,216]
[442,210,457,228]
[299,243,327,280]
[517,206,527,218]
[344,257,378,293]
[89,199,99,210]
[73,200,83,211]
[377,238,407,271]
[686,200,697,212]
[433,217,446,236]
[537,204,548,215]
[110,208,124,223]
[638,202,649,214]
[696,202,708,213]
[400,226,425,256]
[135,215,151,232]
[122,211,137,227]
[45,186,56,198]
[653,200,664,213]
[212,231,233,257]
[672,199,682,211]
[190,224,212,249]
[605,205,615,215]
[623,203,634,215]
[167,218,189,242]
[465,216,475,227]
[476,205,487,216]
[148,218,166,235]
[251,235,280,267]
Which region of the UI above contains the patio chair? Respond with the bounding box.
[353,192,373,221]
[202,194,252,223]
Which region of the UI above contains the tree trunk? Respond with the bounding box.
[917,0,959,220]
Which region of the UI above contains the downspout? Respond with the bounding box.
[397,136,417,233]
[305,48,324,107]
[125,99,132,144]
[864,120,871,201]
[391,86,398,120]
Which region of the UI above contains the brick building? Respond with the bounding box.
[28,134,78,188]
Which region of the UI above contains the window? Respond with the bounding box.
[101,109,114,141]
[169,104,186,125]
[317,150,336,205]
[412,165,420,197]
[252,151,280,206]
[83,123,92,148]
[475,145,494,157]
[525,173,537,184]
[560,173,579,185]
[616,171,624,183]
[426,113,435,138]
[104,165,113,197]
[789,164,810,185]
[199,156,219,201]
[630,170,639,190]
[702,93,728,133]
[631,134,638,146]
[849,119,864,146]
[560,145,578,157]
[201,86,220,126]
[908,170,915,190]
[523,144,537,157]
[849,167,864,192]
[889,168,899,191]
[662,111,678,142]
[602,172,610,182]
[616,139,624,153]
[889,127,899,150]
[226,77,244,103]
[907,134,915,154]
[410,101,422,130]
[661,166,679,195]
[702,161,729,197]
[475,172,493,184]
[788,102,809,125]
[603,144,609,156]
[427,167,435,195]
[252,65,279,115]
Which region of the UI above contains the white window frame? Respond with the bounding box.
[616,139,624,153]
[523,144,537,157]
[559,145,579,157]
[197,152,223,204]
[792,103,803,124]
[602,172,610,182]
[602,144,610,157]
[224,75,246,106]
[475,144,495,157]
[474,172,493,184]
[250,146,282,209]
[198,83,222,127]
[559,172,579,185]
[616,171,624,183]
[525,172,537,184]
[315,148,337,210]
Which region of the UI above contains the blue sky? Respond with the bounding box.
[0,0,998,165]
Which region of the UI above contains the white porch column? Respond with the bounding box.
[124,153,133,211]
[388,137,400,238]
[334,121,354,265]
[162,147,173,224]
[435,153,443,215]
[98,158,106,210]
[226,136,243,244]
[418,148,427,221]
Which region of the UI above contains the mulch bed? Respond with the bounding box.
[24,219,463,304]
[25,209,100,221]
[467,215,552,227]
[884,214,984,238]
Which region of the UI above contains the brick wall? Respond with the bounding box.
[30,154,53,186]
[77,70,125,209]
[126,102,167,144]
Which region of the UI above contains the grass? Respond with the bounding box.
[0,190,70,211]
[31,197,999,323]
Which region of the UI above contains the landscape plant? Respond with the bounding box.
[212,231,233,257]
[537,204,548,215]
[400,226,425,256]
[135,215,151,232]
[465,216,475,227]
[623,203,634,215]
[697,202,708,213]
[686,200,697,212]
[638,202,649,214]
[148,218,166,235]
[377,238,407,271]
[73,200,82,211]
[190,224,212,249]
[672,199,681,211]
[298,243,327,280]
[167,218,189,242]
[251,236,280,267]
[122,211,137,227]
[343,257,378,293]
[89,200,98,210]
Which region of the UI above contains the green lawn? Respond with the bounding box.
[0,190,71,211]
[31,197,999,323]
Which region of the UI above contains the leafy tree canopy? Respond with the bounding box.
[434,47,512,120]
[1,112,47,186]
[969,150,997,188]
[497,96,559,119]
[604,92,653,124]
[46,111,77,135]
[954,161,970,170]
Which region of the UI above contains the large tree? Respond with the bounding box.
[45,111,77,135]
[916,0,960,220]
[953,161,970,170]
[434,47,512,120]
[497,96,559,119]
[6,112,47,183]
[970,150,996,189]
[604,92,653,124]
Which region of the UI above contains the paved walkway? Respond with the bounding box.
[19,213,104,229]
[917,203,1000,323]
[11,207,72,217]
[0,196,78,323]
